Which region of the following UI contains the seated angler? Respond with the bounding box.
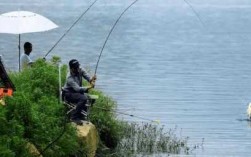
[62,59,96,124]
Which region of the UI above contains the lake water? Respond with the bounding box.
[1,0,251,156]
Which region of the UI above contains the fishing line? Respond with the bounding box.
[43,0,98,59]
[38,114,68,157]
[117,107,136,112]
[183,0,206,28]
[94,0,139,75]
[94,106,160,124]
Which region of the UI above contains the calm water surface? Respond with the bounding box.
[1,0,251,156]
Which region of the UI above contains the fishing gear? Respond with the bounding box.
[94,106,160,124]
[43,0,98,59]
[183,0,206,28]
[94,0,139,75]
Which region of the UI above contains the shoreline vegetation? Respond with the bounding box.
[0,57,200,156]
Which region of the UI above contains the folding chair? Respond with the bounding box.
[62,91,98,122]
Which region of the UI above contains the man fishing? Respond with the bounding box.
[62,59,96,124]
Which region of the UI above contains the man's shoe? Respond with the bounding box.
[71,119,83,125]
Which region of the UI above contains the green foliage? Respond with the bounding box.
[115,123,193,156]
[0,104,32,157]
[1,57,80,156]
[89,90,124,149]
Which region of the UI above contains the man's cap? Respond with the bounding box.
[69,59,80,69]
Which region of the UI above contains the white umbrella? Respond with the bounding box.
[0,11,58,71]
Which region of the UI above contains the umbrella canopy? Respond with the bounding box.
[0,11,58,71]
[0,11,58,34]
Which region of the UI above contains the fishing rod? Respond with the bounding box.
[94,0,139,75]
[43,0,98,59]
[183,0,206,28]
[94,106,160,124]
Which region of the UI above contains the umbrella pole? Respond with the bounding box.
[18,34,20,72]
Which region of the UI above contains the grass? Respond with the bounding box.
[112,122,199,157]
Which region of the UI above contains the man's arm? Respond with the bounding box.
[27,56,33,66]
[80,68,91,82]
[80,68,97,84]
[67,77,88,93]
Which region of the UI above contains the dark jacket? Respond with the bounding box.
[63,68,91,93]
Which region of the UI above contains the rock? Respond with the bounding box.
[75,121,99,157]
[26,142,42,157]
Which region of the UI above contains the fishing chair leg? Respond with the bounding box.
[62,94,98,123]
[85,100,92,121]
[63,101,75,114]
[63,101,89,121]
[85,96,98,121]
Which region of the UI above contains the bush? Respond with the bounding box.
[1,58,80,156]
[115,122,193,156]
[89,90,124,149]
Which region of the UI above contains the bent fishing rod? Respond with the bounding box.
[183,0,205,28]
[92,0,161,124]
[43,0,98,59]
[94,0,139,75]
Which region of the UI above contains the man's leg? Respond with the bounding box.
[67,93,87,121]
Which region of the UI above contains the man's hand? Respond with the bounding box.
[90,82,95,88]
[87,83,95,90]
[90,75,97,83]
